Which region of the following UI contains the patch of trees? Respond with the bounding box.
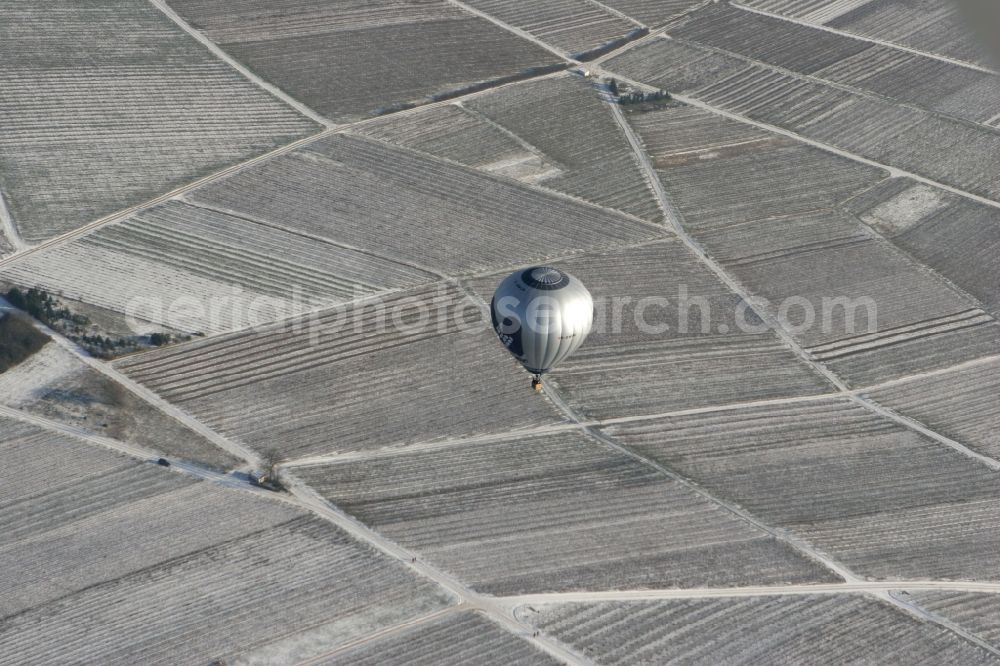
[5,287,83,327]
[4,287,177,359]
[605,78,671,106]
[0,312,50,373]
[617,88,671,105]
[149,332,172,346]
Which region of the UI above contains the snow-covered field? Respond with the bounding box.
[166,0,560,122]
[0,0,319,245]
[526,595,1000,663]
[0,417,453,665]
[297,429,836,595]
[0,342,75,406]
[113,284,565,459]
[2,0,1000,662]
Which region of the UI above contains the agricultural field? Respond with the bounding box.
[692,208,868,269]
[825,0,993,68]
[185,132,660,276]
[601,396,1000,527]
[846,177,1000,316]
[0,0,319,245]
[0,416,453,664]
[1,464,261,619]
[1,199,435,336]
[114,284,565,460]
[354,104,560,182]
[624,101,885,230]
[622,100,1000,386]
[672,3,873,74]
[318,611,558,665]
[593,0,710,27]
[296,428,838,595]
[2,508,454,663]
[602,38,748,93]
[356,75,665,222]
[603,395,1000,581]
[606,36,1000,201]
[0,415,143,512]
[865,357,1000,461]
[524,595,1000,664]
[715,234,1000,386]
[459,0,640,58]
[465,75,664,222]
[732,0,993,68]
[166,0,560,122]
[797,496,1000,582]
[701,63,995,195]
[5,0,1000,661]
[0,341,238,469]
[672,3,1000,126]
[467,239,835,420]
[905,591,1000,651]
[815,45,1000,126]
[603,399,1000,582]
[731,0,879,24]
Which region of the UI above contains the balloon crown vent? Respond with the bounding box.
[523,266,569,290]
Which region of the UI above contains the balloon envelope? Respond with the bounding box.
[490,266,594,375]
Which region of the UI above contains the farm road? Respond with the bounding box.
[502,581,1000,606]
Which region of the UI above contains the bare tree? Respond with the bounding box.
[262,448,282,479]
[259,448,286,490]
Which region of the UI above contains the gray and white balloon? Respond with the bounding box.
[491,267,594,385]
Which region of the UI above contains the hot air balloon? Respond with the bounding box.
[491,266,594,392]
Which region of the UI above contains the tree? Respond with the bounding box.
[260,448,286,490]
[5,287,25,309]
